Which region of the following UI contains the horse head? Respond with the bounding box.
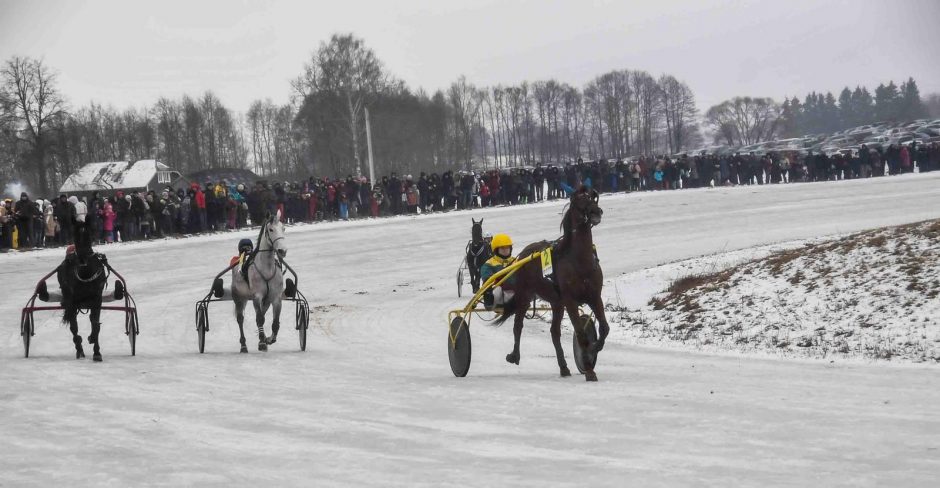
[262,210,288,259]
[471,218,484,243]
[72,218,95,257]
[570,186,603,227]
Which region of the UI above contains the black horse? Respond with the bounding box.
[493,187,608,381]
[465,218,491,293]
[57,218,108,361]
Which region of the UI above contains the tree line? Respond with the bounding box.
[1,33,935,195]
[706,78,931,147]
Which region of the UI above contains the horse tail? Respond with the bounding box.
[61,303,77,325]
[491,295,519,327]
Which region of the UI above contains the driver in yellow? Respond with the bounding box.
[481,233,515,310]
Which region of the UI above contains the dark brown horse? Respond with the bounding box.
[493,186,608,381]
[57,218,108,361]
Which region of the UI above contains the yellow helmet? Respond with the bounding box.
[491,233,513,251]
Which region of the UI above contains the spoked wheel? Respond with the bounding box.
[126,311,138,356]
[573,315,597,374]
[448,316,471,377]
[196,304,208,354]
[21,312,33,358]
[296,302,309,352]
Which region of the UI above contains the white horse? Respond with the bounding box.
[232,210,288,352]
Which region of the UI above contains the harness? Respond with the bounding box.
[466,240,489,266]
[70,253,110,284]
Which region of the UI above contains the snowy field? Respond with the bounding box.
[2,174,940,487]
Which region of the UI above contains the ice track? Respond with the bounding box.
[2,173,940,487]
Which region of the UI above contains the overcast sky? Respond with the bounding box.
[1,0,938,114]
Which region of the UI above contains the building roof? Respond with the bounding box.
[59,160,179,194]
[184,168,260,187]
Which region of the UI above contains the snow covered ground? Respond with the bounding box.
[609,221,940,362]
[2,174,940,487]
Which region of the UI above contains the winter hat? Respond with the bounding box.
[71,197,88,223]
[20,192,28,199]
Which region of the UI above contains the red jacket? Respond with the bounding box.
[194,190,206,209]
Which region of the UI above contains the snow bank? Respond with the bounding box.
[608,220,940,362]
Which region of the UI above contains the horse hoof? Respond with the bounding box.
[76,349,85,359]
[560,367,571,377]
[585,372,598,382]
[264,336,277,345]
[505,353,519,365]
[93,353,102,362]
[258,342,268,352]
[240,346,248,353]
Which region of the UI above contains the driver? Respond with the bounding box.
[229,239,255,281]
[481,233,515,310]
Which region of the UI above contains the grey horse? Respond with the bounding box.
[232,211,288,352]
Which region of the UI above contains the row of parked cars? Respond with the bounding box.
[689,118,940,157]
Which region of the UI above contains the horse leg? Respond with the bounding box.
[566,300,597,382]
[67,310,84,359]
[235,298,248,353]
[505,293,527,365]
[588,296,611,354]
[90,306,102,362]
[254,299,268,351]
[550,302,570,377]
[469,265,480,293]
[265,299,281,345]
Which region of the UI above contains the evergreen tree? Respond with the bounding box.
[837,87,853,129]
[898,77,927,120]
[852,86,874,124]
[823,92,839,132]
[874,81,900,121]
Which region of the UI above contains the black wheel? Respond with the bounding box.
[448,316,471,377]
[21,312,32,358]
[114,280,125,300]
[297,303,308,352]
[457,268,464,297]
[127,311,138,356]
[573,315,597,374]
[196,305,208,354]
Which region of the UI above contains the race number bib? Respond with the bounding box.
[541,249,553,277]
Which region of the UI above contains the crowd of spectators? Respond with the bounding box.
[2,141,938,251]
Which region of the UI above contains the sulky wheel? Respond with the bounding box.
[126,311,138,356]
[196,305,208,354]
[573,315,597,374]
[448,316,471,377]
[21,312,33,358]
[296,302,309,352]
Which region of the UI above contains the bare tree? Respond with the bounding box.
[448,76,481,169]
[0,56,65,192]
[295,34,387,176]
[658,75,698,154]
[706,96,781,146]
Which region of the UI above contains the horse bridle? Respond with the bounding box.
[249,218,285,283]
[574,190,602,228]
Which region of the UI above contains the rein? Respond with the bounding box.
[247,218,284,285]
